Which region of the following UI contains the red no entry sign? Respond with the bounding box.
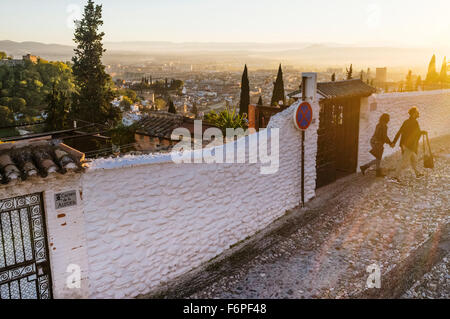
[294,102,313,130]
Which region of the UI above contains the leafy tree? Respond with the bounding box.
[10,97,27,114]
[120,96,133,110]
[426,54,439,84]
[346,64,353,80]
[44,83,71,131]
[118,88,137,102]
[72,0,120,126]
[271,64,285,106]
[239,64,250,115]
[137,79,183,95]
[331,73,336,82]
[0,52,7,60]
[154,97,166,111]
[257,96,263,106]
[114,78,125,87]
[168,99,176,114]
[0,97,11,107]
[0,60,74,118]
[170,79,184,93]
[0,105,14,127]
[439,56,447,85]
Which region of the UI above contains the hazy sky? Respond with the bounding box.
[1,0,450,47]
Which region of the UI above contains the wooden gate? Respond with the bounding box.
[248,105,288,131]
[316,97,361,188]
[0,193,52,299]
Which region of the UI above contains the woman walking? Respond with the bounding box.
[360,113,393,177]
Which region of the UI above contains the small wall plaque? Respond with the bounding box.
[55,191,77,209]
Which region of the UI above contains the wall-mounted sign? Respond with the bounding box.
[294,102,313,131]
[55,190,77,209]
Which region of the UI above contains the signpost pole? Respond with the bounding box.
[301,77,307,208]
[294,77,312,208]
[301,130,305,207]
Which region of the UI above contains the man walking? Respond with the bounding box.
[391,106,427,182]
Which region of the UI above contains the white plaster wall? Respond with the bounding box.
[81,101,320,298]
[0,173,89,299]
[3,89,448,299]
[358,90,450,168]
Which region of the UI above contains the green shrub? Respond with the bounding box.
[204,106,248,134]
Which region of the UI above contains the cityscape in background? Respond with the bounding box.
[1,38,448,155]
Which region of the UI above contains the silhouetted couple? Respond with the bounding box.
[361,106,427,182]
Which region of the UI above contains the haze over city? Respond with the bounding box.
[2,0,450,46]
[1,0,450,72]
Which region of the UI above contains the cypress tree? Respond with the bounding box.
[346,64,353,80]
[271,64,285,106]
[331,73,336,82]
[439,56,447,84]
[257,96,263,106]
[239,65,250,115]
[168,99,176,114]
[426,54,439,83]
[72,0,120,125]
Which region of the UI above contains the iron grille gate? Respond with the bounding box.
[0,193,52,299]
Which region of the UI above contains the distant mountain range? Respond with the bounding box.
[0,40,74,61]
[0,40,443,70]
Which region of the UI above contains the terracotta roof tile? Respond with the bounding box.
[289,79,376,99]
[136,112,184,139]
[0,140,84,184]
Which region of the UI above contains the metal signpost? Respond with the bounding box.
[293,83,313,207]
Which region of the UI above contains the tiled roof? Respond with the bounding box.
[0,139,84,184]
[135,112,185,139]
[288,79,376,99]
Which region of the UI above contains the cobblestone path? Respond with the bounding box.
[189,135,450,299]
[402,253,449,299]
